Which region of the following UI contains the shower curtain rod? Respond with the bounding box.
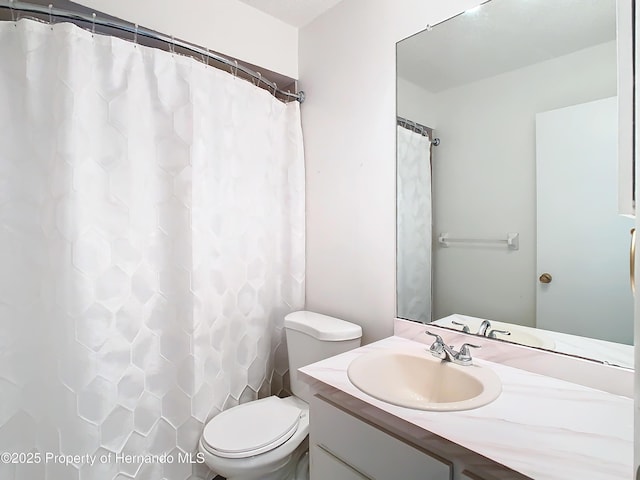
[397,116,440,145]
[0,0,305,103]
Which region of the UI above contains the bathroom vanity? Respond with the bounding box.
[299,336,632,480]
[311,394,462,480]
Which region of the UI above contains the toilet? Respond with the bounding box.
[198,311,362,480]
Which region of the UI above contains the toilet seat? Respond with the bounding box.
[202,396,302,459]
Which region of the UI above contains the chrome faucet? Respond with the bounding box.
[477,320,492,336]
[425,331,480,366]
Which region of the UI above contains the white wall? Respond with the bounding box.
[299,0,480,344]
[73,0,299,78]
[397,77,437,127]
[423,41,616,327]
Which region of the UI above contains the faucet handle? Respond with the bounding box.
[451,320,470,333]
[425,330,444,344]
[425,331,446,353]
[488,329,511,339]
[454,343,481,365]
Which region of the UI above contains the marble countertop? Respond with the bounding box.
[299,336,633,480]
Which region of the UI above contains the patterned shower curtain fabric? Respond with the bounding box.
[0,19,305,480]
[396,126,432,323]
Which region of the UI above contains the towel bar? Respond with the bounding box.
[437,233,519,250]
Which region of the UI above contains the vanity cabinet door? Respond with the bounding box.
[313,445,370,480]
[310,395,452,480]
[459,471,488,480]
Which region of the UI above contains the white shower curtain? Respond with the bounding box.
[0,19,304,480]
[397,126,432,323]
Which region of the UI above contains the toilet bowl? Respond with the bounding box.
[198,311,362,480]
[199,396,309,480]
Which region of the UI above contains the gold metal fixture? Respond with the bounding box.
[539,273,552,284]
[630,228,636,295]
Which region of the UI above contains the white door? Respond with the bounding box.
[536,97,633,344]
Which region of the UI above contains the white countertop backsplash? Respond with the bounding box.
[299,335,633,480]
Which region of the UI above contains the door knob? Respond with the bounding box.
[539,273,552,284]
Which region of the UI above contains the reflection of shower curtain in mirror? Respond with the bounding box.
[397,126,432,322]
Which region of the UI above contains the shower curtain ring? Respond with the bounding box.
[91,13,96,36]
[133,23,139,45]
[48,4,53,29]
[205,48,210,66]
[170,35,175,54]
[272,82,278,96]
[9,0,15,23]
[233,60,239,77]
[255,72,262,87]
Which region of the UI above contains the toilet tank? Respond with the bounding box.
[284,311,362,403]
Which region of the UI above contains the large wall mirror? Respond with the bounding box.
[396,0,634,368]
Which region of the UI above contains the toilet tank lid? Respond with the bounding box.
[284,311,362,341]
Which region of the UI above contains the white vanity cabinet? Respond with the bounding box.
[310,395,453,480]
[309,394,529,480]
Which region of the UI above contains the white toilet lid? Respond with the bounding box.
[202,396,302,459]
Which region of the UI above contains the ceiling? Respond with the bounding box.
[397,0,617,93]
[236,0,345,27]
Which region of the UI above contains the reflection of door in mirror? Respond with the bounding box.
[396,121,432,322]
[536,97,634,345]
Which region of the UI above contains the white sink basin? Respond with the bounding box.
[347,350,502,411]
